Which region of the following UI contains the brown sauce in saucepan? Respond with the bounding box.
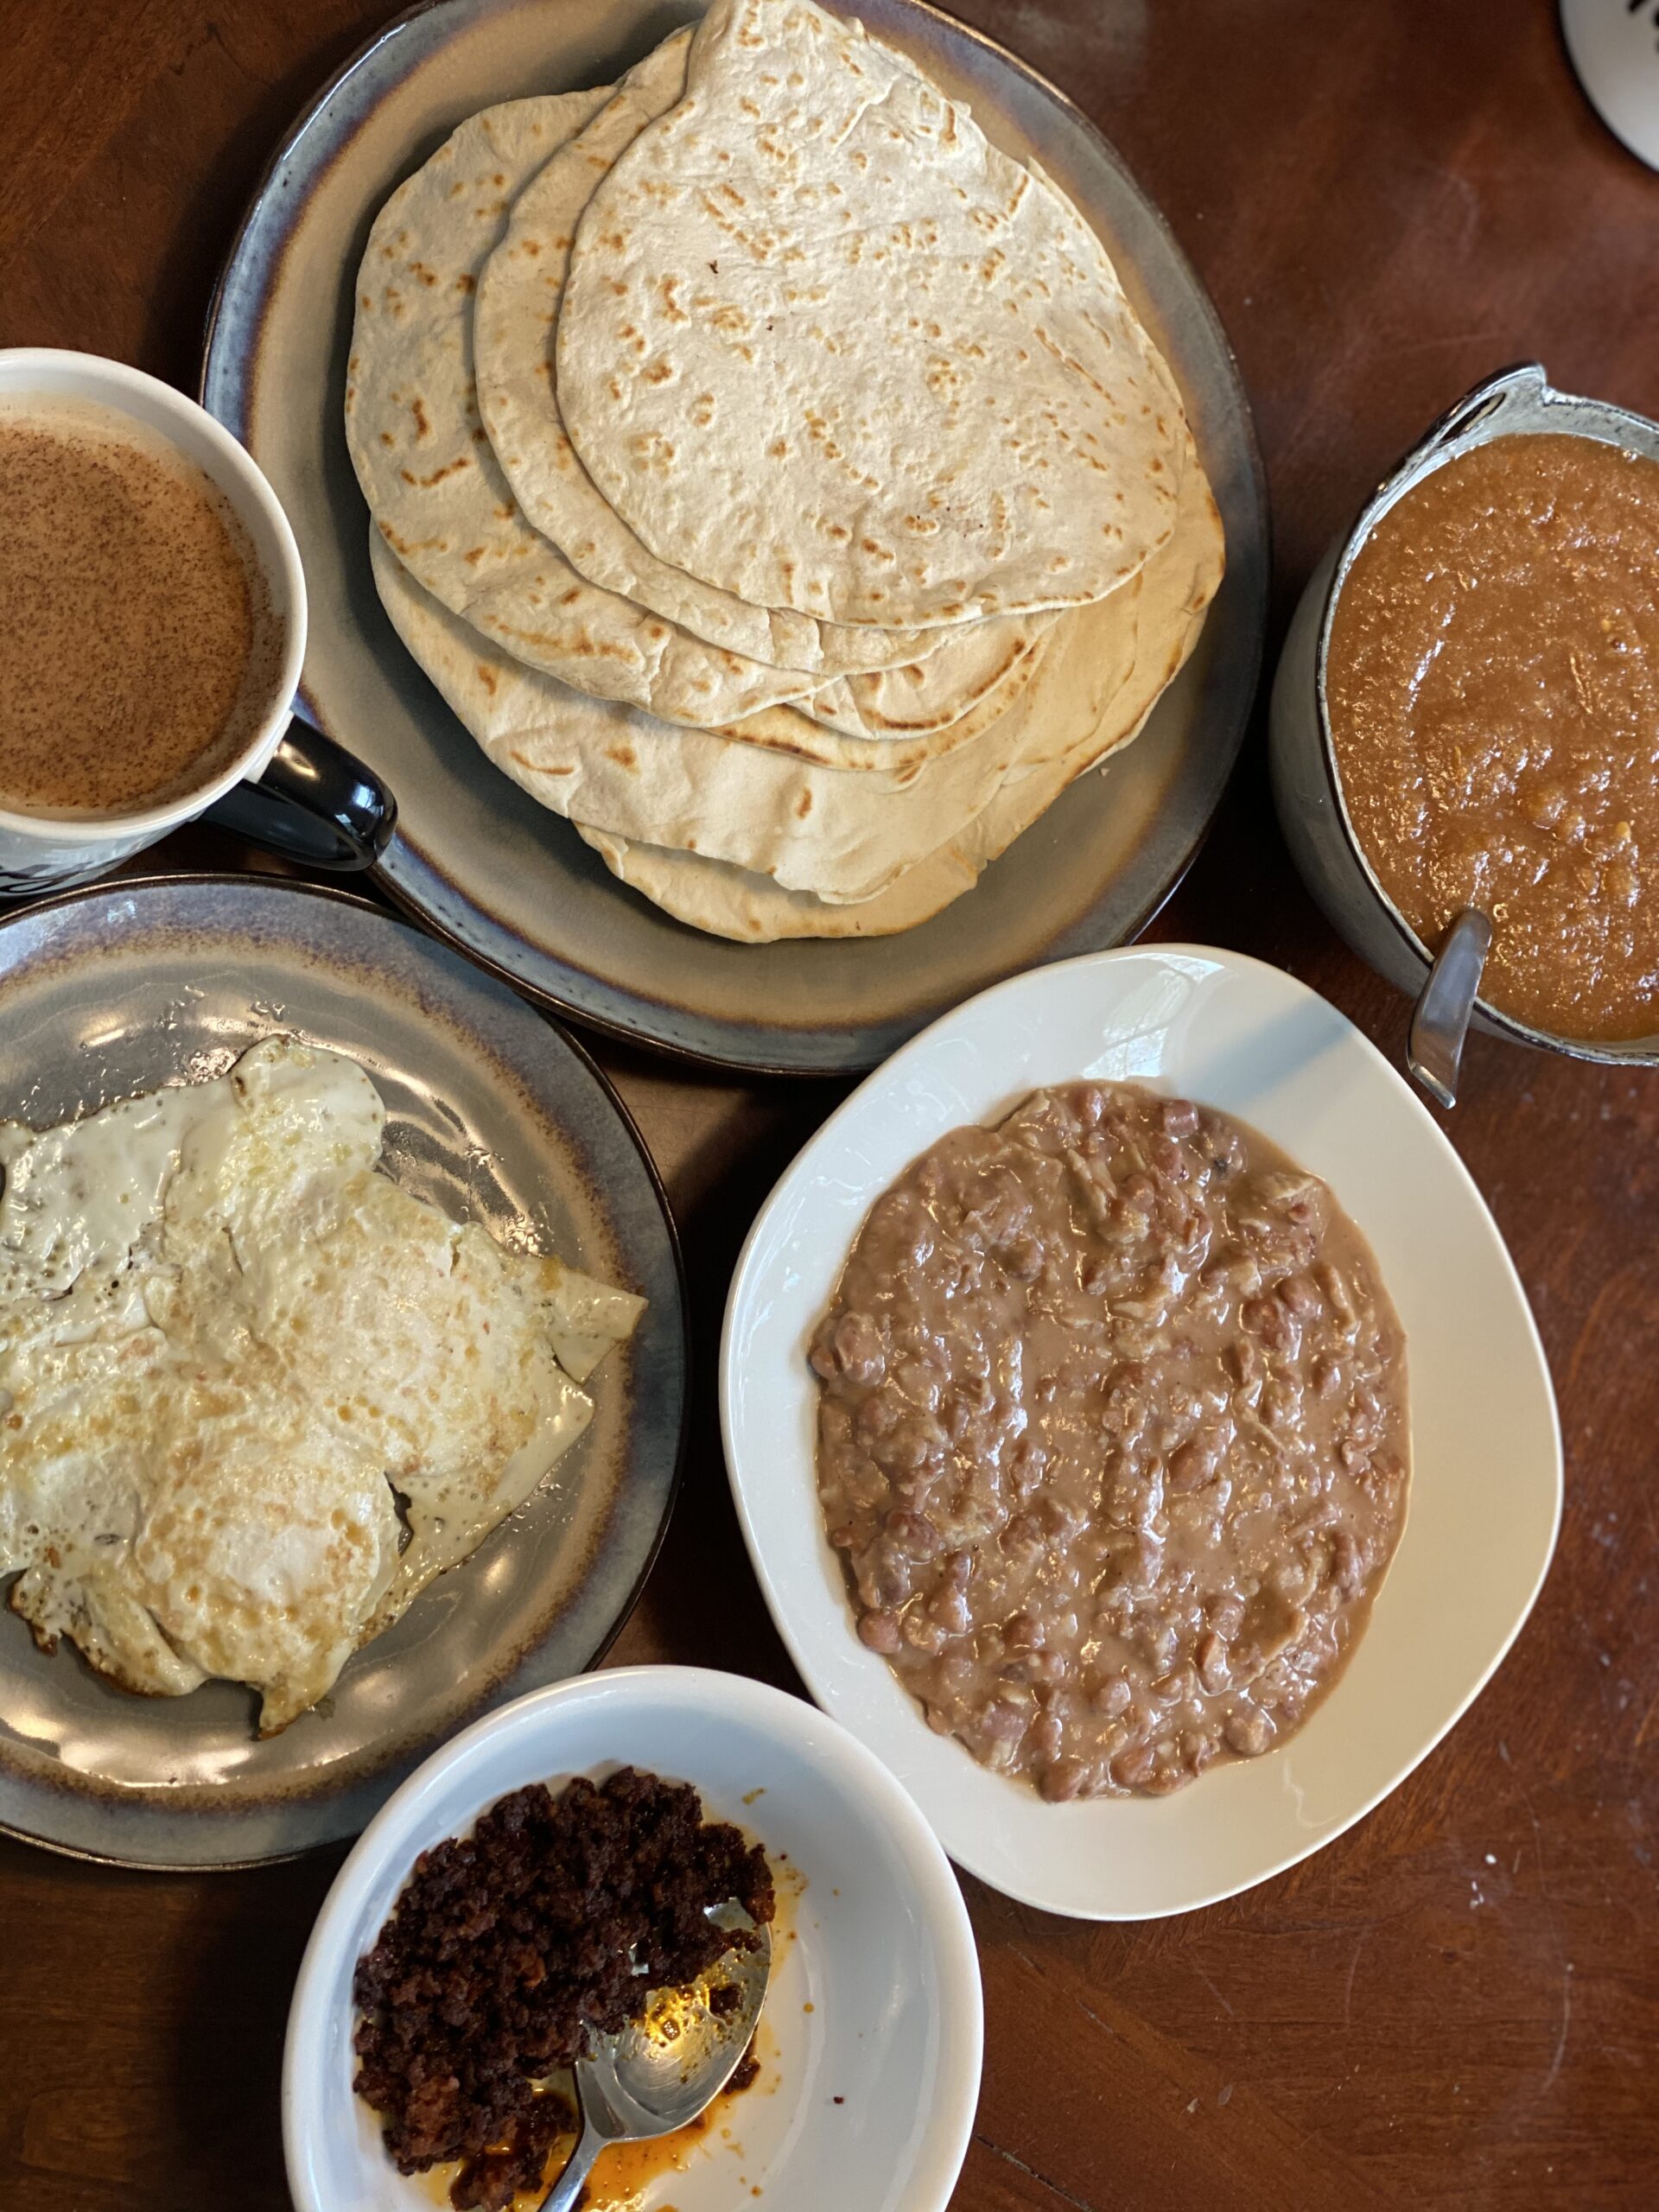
[1326,430,1659,1042]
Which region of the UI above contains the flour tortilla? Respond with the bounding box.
[475,35,1061,727]
[575,476,1224,938]
[370,528,1097,902]
[369,517,1051,778]
[345,86,908,729]
[556,0,1185,628]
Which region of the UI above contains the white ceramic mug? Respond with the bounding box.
[0,348,394,897]
[1561,0,1659,171]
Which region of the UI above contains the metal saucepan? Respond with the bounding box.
[1268,359,1659,1081]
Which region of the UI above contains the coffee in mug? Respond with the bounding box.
[0,348,391,899]
[0,395,286,818]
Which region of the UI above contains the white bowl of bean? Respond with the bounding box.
[722,945,1562,1919]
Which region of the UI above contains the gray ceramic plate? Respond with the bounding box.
[0,874,684,1867]
[202,0,1266,1073]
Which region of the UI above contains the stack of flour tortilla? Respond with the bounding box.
[346,0,1224,942]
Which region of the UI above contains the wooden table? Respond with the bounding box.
[3,3,1656,2205]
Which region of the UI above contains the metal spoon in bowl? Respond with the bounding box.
[1408,907,1493,1110]
[539,1903,772,2212]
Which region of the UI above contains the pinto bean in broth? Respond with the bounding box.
[810,1083,1409,1802]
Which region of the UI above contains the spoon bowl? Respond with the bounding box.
[541,1903,772,2211]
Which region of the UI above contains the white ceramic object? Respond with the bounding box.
[723,945,1563,1921]
[1561,0,1659,170]
[283,1666,982,2212]
[0,348,307,893]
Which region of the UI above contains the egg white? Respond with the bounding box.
[0,1037,643,1733]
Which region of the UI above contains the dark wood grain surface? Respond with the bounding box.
[3,3,1656,2206]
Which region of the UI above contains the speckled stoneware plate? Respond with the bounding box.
[200,0,1267,1074]
[0,874,685,1868]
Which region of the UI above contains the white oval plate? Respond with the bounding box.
[284,1666,982,2212]
[722,946,1562,1919]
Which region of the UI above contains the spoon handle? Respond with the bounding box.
[540,2114,607,2212]
[1408,907,1492,1110]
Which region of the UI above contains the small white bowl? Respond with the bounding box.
[722,946,1562,1920]
[284,1667,982,2212]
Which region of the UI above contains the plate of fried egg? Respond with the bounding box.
[0,873,684,1866]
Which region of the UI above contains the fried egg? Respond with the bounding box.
[0,1038,644,1733]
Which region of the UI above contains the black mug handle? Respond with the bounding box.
[200,720,396,872]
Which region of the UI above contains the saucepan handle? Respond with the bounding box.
[1410,360,1547,467]
[200,720,396,872]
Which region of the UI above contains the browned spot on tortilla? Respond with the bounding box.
[399,457,472,487]
[607,745,637,769]
[511,752,575,775]
[756,730,832,765]
[410,397,430,440]
[463,545,487,566]
[796,789,813,818]
[378,520,445,557]
[475,664,499,696]
[455,272,476,294]
[496,620,632,665]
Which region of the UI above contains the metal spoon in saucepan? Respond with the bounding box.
[538,1903,773,2212]
[1408,906,1493,1110]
